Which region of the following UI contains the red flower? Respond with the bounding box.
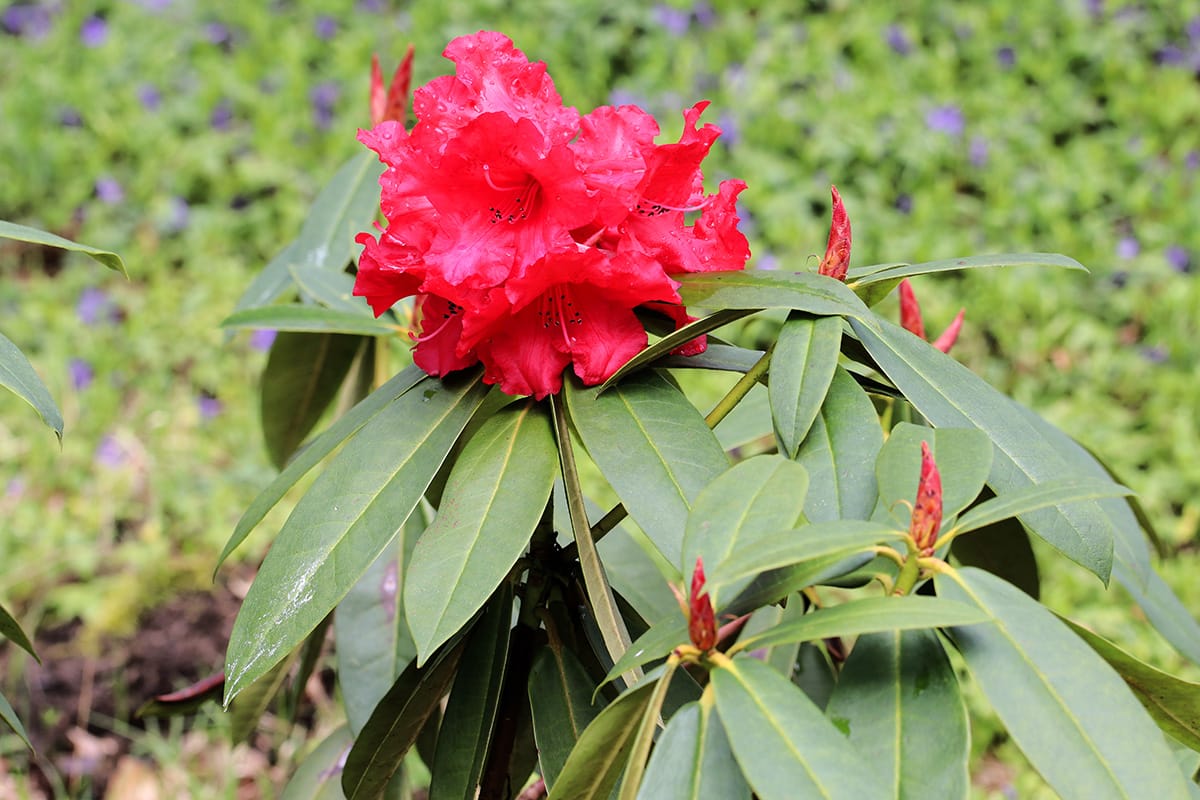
[688,557,717,651]
[370,45,414,126]
[909,441,943,553]
[354,31,750,398]
[898,278,965,354]
[818,185,851,281]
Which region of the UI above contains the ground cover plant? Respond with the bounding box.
[1,1,1198,797]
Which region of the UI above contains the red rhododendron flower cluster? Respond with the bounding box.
[354,31,750,398]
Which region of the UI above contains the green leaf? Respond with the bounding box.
[233,241,302,314]
[224,371,486,704]
[938,567,1189,799]
[825,629,969,800]
[600,309,755,389]
[601,615,689,689]
[343,638,467,800]
[428,583,513,800]
[769,314,843,458]
[280,725,354,800]
[795,366,884,523]
[598,526,682,623]
[874,424,993,522]
[951,478,1132,538]
[1062,618,1200,752]
[0,689,31,751]
[949,513,1040,599]
[658,344,765,374]
[223,305,399,336]
[637,698,751,800]
[681,455,808,608]
[675,269,875,325]
[1112,564,1200,666]
[0,331,63,438]
[793,642,838,710]
[712,382,772,451]
[406,402,556,663]
[847,252,1085,288]
[529,645,605,791]
[229,648,299,744]
[732,596,988,655]
[291,263,371,314]
[546,678,659,800]
[707,521,905,600]
[0,219,126,275]
[850,316,1116,582]
[711,656,888,799]
[566,370,729,565]
[619,659,680,800]
[261,332,365,469]
[0,602,37,661]
[217,365,426,572]
[336,513,422,736]
[291,152,383,273]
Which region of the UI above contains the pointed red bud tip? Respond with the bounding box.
[909,441,943,553]
[932,308,966,354]
[898,278,927,340]
[370,44,415,126]
[688,557,717,651]
[817,185,851,281]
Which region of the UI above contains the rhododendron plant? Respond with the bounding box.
[217,31,1200,800]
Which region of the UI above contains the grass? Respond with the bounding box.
[1,0,1198,796]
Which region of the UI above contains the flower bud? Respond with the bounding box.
[370,45,414,126]
[898,278,926,339]
[818,185,851,281]
[909,441,943,553]
[688,557,717,651]
[932,309,966,354]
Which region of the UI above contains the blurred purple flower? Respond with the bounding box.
[314,15,337,40]
[138,84,162,112]
[69,358,94,391]
[1116,236,1140,259]
[76,287,118,325]
[2,4,55,38]
[1156,44,1186,66]
[969,136,989,167]
[166,195,190,233]
[6,476,25,499]
[1166,245,1192,273]
[1188,16,1200,43]
[718,110,740,148]
[895,194,914,215]
[926,104,964,137]
[210,99,233,130]
[80,15,107,47]
[1085,0,1103,18]
[692,1,715,28]
[198,392,223,420]
[95,435,127,468]
[608,88,645,107]
[653,4,690,36]
[996,46,1015,68]
[95,176,124,205]
[204,21,231,47]
[134,0,174,10]
[249,329,277,351]
[1186,150,1200,170]
[59,107,83,127]
[885,25,911,55]
[358,0,384,10]
[311,82,339,130]
[755,252,779,271]
[1140,345,1168,364]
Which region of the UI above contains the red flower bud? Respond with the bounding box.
[370,45,415,126]
[909,441,943,553]
[688,557,717,651]
[898,278,926,339]
[932,308,966,353]
[818,185,851,281]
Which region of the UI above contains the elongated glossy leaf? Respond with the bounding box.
[732,596,988,655]
[429,583,513,800]
[600,309,755,389]
[707,521,904,598]
[681,455,808,607]
[218,365,426,571]
[292,152,383,271]
[0,602,37,661]
[712,382,772,451]
[0,689,31,750]
[711,656,888,798]
[336,512,422,735]
[261,332,364,469]
[280,724,354,800]
[0,331,62,438]
[952,478,1131,537]
[658,344,765,374]
[1063,618,1200,751]
[292,263,370,314]
[769,314,842,458]
[223,305,399,336]
[676,269,875,325]
[793,641,838,710]
[938,567,1188,799]
[599,525,681,623]
[547,678,659,800]
[795,366,884,523]
[950,514,1040,599]
[619,659,679,800]
[343,638,467,800]
[847,252,1085,288]
[529,645,605,790]
[825,629,969,800]
[602,615,688,688]
[0,219,126,275]
[406,403,556,663]
[851,317,1116,581]
[566,370,728,566]
[1113,562,1200,666]
[230,649,298,744]
[224,371,486,704]
[234,241,301,314]
[874,424,993,522]
[637,699,750,800]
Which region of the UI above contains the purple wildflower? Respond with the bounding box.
[996,46,1015,68]
[95,177,124,205]
[1188,16,1200,43]
[204,21,231,47]
[755,252,779,271]
[310,82,339,130]
[80,15,107,47]
[210,99,233,131]
[2,4,55,39]
[1166,245,1192,274]
[1116,236,1140,259]
[249,329,277,352]
[165,196,190,233]
[969,136,989,167]
[95,435,127,468]
[718,110,740,148]
[653,4,690,36]
[358,0,384,11]
[926,104,965,137]
[69,358,94,391]
[76,287,117,325]
[692,1,716,28]
[1156,44,1186,66]
[6,477,26,499]
[895,194,914,215]
[1140,345,1168,364]
[314,15,336,40]
[59,107,83,127]
[198,392,223,420]
[138,84,162,112]
[1187,151,1200,171]
[886,25,911,55]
